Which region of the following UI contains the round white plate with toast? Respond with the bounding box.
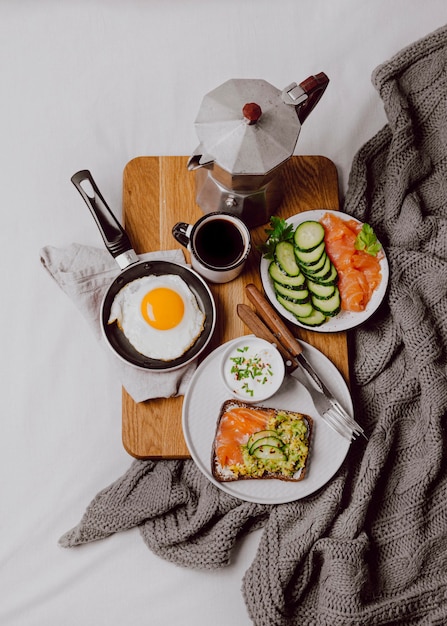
[182,337,353,504]
[260,209,389,333]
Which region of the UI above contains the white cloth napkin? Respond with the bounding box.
[40,243,198,402]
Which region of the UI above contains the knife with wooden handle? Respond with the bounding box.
[244,283,338,396]
[245,283,304,359]
[239,284,367,440]
[236,304,298,368]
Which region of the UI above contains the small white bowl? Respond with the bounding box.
[221,336,285,403]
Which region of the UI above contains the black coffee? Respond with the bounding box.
[195,219,245,267]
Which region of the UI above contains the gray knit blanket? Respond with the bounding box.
[60,26,447,625]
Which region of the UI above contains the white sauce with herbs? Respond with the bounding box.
[222,338,284,402]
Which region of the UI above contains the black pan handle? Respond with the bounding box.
[71,170,134,260]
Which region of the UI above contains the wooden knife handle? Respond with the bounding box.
[236,304,297,366]
[245,283,303,357]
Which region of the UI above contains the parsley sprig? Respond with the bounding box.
[354,223,382,256]
[258,216,294,259]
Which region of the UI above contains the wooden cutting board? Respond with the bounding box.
[121,155,348,459]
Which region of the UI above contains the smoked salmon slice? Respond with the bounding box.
[320,212,383,312]
[214,405,273,467]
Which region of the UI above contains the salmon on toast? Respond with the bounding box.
[212,400,313,482]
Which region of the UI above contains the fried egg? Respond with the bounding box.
[108,274,206,361]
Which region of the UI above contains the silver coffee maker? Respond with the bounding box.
[187,73,329,228]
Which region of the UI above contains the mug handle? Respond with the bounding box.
[172,222,192,248]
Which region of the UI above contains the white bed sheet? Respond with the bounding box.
[1,2,446,624]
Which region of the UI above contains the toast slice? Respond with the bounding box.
[211,399,313,482]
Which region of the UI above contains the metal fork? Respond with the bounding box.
[239,284,368,441]
[237,302,363,440]
[291,361,365,440]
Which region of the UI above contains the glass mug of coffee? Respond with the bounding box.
[172,212,251,283]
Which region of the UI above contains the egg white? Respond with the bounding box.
[108,274,205,361]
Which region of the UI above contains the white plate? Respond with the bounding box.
[182,337,352,504]
[260,209,389,332]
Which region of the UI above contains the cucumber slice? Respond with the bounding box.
[249,436,283,455]
[268,261,306,288]
[294,241,325,266]
[310,261,338,285]
[252,445,287,461]
[274,241,301,277]
[277,294,314,318]
[307,280,336,300]
[247,430,278,450]
[294,221,325,251]
[297,309,328,327]
[311,288,341,316]
[298,251,328,275]
[301,255,331,280]
[274,282,309,303]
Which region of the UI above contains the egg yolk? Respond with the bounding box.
[140,287,185,330]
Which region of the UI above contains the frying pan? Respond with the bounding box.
[71,170,216,371]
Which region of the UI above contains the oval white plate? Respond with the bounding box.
[182,336,352,504]
[260,209,389,332]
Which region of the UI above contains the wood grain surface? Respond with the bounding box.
[121,155,348,459]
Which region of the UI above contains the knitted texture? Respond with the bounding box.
[60,460,269,569]
[60,25,447,625]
